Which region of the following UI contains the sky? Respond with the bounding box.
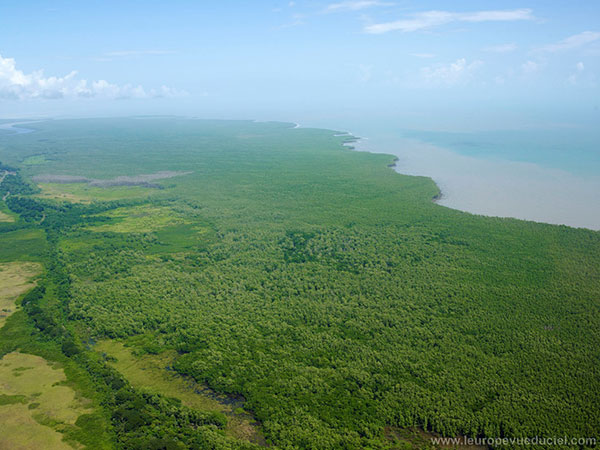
[1,0,600,129]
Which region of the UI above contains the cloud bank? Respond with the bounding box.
[365,9,534,34]
[0,54,183,100]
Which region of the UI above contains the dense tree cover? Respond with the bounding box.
[7,277,261,450]
[1,118,599,449]
[62,222,600,448]
[0,172,39,196]
[0,160,17,172]
[0,166,262,449]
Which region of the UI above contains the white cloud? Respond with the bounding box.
[540,31,600,52]
[364,8,534,34]
[485,43,517,53]
[326,1,393,12]
[277,13,305,28]
[421,58,483,85]
[0,54,183,100]
[459,10,533,22]
[521,60,539,75]
[411,53,436,59]
[568,61,586,85]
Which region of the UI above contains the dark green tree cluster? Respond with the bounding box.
[0,172,39,196]
[78,354,248,450]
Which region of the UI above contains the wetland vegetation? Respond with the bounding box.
[0,118,598,449]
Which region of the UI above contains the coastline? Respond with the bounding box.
[0,121,39,135]
[2,117,597,230]
[339,132,600,231]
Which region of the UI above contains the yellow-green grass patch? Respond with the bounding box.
[0,201,16,222]
[36,183,153,203]
[22,155,50,165]
[0,352,93,450]
[95,339,264,444]
[0,262,42,329]
[0,210,14,222]
[87,204,188,233]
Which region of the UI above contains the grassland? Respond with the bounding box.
[0,201,16,222]
[0,262,42,329]
[0,118,598,449]
[36,183,153,203]
[0,352,92,450]
[22,154,50,165]
[0,211,15,222]
[96,339,265,444]
[87,204,189,233]
[0,229,48,263]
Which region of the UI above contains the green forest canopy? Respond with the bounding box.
[0,118,598,449]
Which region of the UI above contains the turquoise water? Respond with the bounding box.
[400,127,600,176]
[299,117,600,228]
[299,114,600,177]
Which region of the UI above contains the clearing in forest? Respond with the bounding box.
[0,262,42,329]
[0,210,14,222]
[0,201,15,222]
[86,204,189,233]
[95,339,265,445]
[22,155,51,166]
[0,352,93,450]
[35,182,153,203]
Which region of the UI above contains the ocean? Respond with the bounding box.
[399,127,600,177]
[299,117,600,230]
